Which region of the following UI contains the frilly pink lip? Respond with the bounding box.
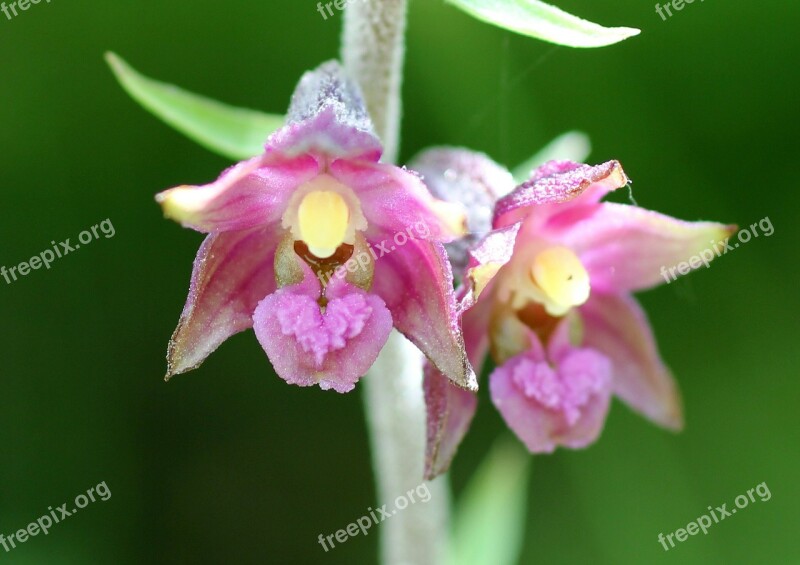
[422,158,733,477]
[159,61,474,393]
[489,337,613,453]
[253,265,393,393]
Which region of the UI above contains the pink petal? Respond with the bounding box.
[156,154,319,233]
[468,223,521,270]
[461,293,493,369]
[156,61,386,234]
[459,223,523,310]
[252,267,392,393]
[268,106,382,163]
[330,159,467,243]
[166,226,281,378]
[489,347,612,453]
[409,147,515,270]
[561,203,737,292]
[579,292,683,430]
[370,236,477,391]
[494,160,629,229]
[422,292,492,479]
[423,364,478,479]
[267,61,382,162]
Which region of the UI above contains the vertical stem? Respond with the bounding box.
[341,0,406,164]
[363,332,450,565]
[342,2,450,564]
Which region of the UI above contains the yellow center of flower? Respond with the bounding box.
[530,246,590,315]
[296,190,351,259]
[281,174,367,261]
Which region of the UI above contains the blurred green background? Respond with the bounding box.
[1,0,797,563]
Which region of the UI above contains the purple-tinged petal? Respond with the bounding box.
[166,225,281,378]
[266,61,382,162]
[156,154,319,233]
[409,147,515,271]
[561,203,737,292]
[330,159,467,243]
[489,346,612,453]
[468,223,521,269]
[461,292,493,369]
[579,292,683,430]
[371,236,477,391]
[494,160,628,229]
[423,364,478,479]
[423,292,492,479]
[252,265,392,393]
[464,223,522,303]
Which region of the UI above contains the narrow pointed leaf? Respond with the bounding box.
[449,437,530,565]
[105,52,283,160]
[446,0,640,48]
[512,131,592,184]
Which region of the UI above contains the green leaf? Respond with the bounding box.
[446,0,640,48]
[105,52,283,160]
[512,130,591,183]
[449,437,530,565]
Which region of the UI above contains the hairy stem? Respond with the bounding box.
[342,2,450,564]
[341,0,406,164]
[363,332,449,565]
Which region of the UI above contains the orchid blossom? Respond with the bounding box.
[420,155,735,478]
[103,0,688,560]
[156,62,476,394]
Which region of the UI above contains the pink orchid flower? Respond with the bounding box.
[421,156,735,478]
[156,61,476,394]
